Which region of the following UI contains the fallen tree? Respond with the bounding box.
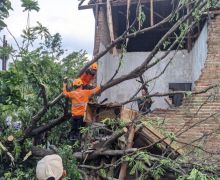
[1,0,220,179]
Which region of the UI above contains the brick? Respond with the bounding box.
[143,15,220,159]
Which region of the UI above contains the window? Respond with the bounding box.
[168,83,192,107]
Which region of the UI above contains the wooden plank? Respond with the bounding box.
[119,125,135,180]
[85,104,183,155]
[120,107,184,155]
[78,0,167,10]
[120,106,138,122]
[78,0,85,7]
[112,0,166,6]
[141,128,167,149]
[126,0,131,45]
[93,3,99,55]
[85,103,122,123]
[106,0,117,55]
[126,0,131,28]
[150,0,154,26]
[78,4,94,10]
[144,126,184,155]
[85,104,94,123]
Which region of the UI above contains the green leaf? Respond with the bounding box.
[0,19,7,29]
[21,0,40,12]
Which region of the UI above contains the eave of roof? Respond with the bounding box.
[79,0,169,10]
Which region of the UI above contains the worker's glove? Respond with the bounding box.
[63,77,68,83]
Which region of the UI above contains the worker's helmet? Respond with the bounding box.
[90,63,98,71]
[72,78,83,87]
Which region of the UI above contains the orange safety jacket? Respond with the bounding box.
[63,84,101,117]
[80,71,96,86]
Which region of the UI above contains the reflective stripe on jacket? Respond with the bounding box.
[63,84,101,116]
[72,103,86,107]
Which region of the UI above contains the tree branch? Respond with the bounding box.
[39,83,48,107]
[29,113,71,137]
[22,93,64,140]
[77,7,173,77]
[0,141,15,166]
[123,82,220,105]
[74,148,137,160]
[102,127,128,148]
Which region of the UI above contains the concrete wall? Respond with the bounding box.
[190,22,208,85]
[97,23,208,110]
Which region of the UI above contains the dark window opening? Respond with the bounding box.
[169,83,192,107]
[112,0,182,52]
[112,0,206,52]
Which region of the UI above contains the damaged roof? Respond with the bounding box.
[78,0,169,10]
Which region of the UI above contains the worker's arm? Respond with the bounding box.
[84,85,101,97]
[63,83,71,98]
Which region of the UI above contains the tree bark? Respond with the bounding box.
[103,127,128,148]
[31,146,57,157]
[74,148,137,160]
[29,113,71,137]
[22,93,64,140]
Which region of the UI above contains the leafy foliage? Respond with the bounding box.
[59,145,82,180]
[101,118,126,131]
[0,0,12,30]
[0,1,88,178]
[21,0,40,12]
[178,168,218,180]
[0,70,23,106]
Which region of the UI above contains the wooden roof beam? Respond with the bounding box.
[79,0,86,7]
[78,0,168,10]
[107,0,118,55]
[111,0,166,6]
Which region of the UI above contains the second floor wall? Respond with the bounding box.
[97,22,208,110]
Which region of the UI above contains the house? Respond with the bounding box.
[79,0,210,110]
[80,0,220,162]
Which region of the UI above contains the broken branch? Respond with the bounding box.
[74,148,137,160]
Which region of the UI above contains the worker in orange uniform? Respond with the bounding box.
[80,63,98,89]
[63,78,101,141]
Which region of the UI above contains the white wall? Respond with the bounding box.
[97,23,208,110]
[190,22,208,85]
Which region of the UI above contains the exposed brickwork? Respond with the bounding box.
[147,15,220,159]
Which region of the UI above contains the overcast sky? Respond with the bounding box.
[1,0,95,57]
